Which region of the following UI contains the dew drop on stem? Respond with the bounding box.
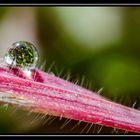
[3,41,39,79]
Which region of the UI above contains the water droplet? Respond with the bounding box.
[4,41,39,70]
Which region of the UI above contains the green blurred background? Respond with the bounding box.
[0,6,139,134]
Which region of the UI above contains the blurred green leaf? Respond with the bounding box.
[0,7,9,20]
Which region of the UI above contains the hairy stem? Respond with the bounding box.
[0,65,140,133]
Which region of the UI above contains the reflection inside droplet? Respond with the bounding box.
[4,41,39,70]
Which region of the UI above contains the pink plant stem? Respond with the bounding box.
[0,66,140,133]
